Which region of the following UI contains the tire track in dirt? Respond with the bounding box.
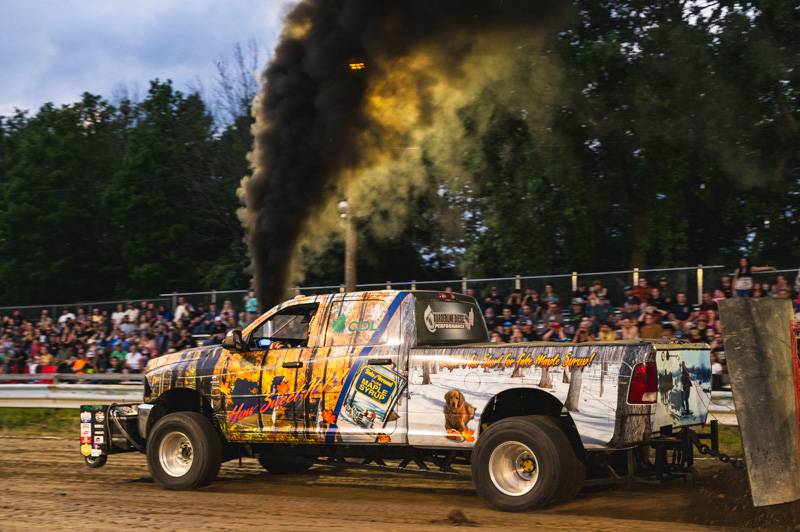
[0,435,735,531]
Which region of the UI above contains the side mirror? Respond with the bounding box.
[221,329,244,351]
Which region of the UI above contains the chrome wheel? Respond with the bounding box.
[159,431,194,477]
[488,440,539,497]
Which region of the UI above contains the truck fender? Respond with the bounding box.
[479,387,584,457]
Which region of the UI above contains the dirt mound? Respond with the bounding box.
[695,466,800,530]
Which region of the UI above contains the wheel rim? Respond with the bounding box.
[159,431,194,477]
[488,440,539,497]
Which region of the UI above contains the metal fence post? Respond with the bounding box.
[461,277,468,293]
[571,272,578,292]
[411,280,416,291]
[633,267,639,287]
[171,292,177,311]
[697,265,704,305]
[211,290,217,304]
[339,285,345,293]
[515,274,521,290]
[385,281,392,290]
[294,286,301,296]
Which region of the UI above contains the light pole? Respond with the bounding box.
[338,200,357,292]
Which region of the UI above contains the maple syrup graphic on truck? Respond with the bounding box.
[79,289,712,511]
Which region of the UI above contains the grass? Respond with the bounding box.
[716,423,743,457]
[0,407,78,434]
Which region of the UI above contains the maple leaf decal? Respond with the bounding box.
[331,314,346,333]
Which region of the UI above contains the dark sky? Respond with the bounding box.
[0,0,289,115]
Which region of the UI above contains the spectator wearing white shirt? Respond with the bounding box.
[57,308,76,325]
[174,296,193,323]
[124,302,139,322]
[111,303,126,326]
[125,349,147,372]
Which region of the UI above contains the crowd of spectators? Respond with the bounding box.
[1,265,798,382]
[0,291,259,378]
[471,267,800,390]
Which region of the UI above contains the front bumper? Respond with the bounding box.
[79,403,145,459]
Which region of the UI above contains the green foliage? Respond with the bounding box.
[0,81,250,304]
[0,407,77,434]
[0,2,798,303]
[458,0,799,277]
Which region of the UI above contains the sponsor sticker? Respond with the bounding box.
[80,411,91,422]
[80,444,92,456]
[90,448,102,457]
[80,424,91,437]
[94,435,104,444]
[423,305,474,333]
[80,436,92,444]
[95,411,105,423]
[354,366,397,405]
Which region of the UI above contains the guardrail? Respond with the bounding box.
[0,384,143,408]
[0,373,143,383]
[708,391,736,425]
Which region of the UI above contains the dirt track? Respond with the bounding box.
[0,434,795,531]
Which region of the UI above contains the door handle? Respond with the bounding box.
[368,358,393,366]
[282,361,303,369]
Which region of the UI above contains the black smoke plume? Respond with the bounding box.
[243,0,562,310]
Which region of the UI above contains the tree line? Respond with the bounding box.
[0,1,797,306]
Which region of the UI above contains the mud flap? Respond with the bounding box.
[718,298,800,507]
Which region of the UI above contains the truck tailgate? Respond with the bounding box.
[652,343,712,432]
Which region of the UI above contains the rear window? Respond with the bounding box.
[415,293,488,346]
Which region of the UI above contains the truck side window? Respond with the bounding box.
[249,304,318,349]
[324,299,388,347]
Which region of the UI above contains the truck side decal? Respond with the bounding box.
[408,343,652,448]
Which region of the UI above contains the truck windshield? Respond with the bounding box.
[414,293,488,346]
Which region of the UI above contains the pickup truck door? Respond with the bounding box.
[252,303,322,442]
[222,302,321,442]
[312,293,408,445]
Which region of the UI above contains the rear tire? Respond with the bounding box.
[257,455,312,474]
[471,415,563,511]
[146,411,222,489]
[533,416,585,502]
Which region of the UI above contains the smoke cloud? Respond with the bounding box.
[241,0,564,309]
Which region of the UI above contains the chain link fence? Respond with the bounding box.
[2,265,797,318]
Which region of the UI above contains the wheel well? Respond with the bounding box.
[479,388,585,458]
[146,388,214,437]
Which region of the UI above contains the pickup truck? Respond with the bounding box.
[80,290,712,511]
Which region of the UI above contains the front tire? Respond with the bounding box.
[146,411,222,489]
[471,416,564,511]
[257,455,312,474]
